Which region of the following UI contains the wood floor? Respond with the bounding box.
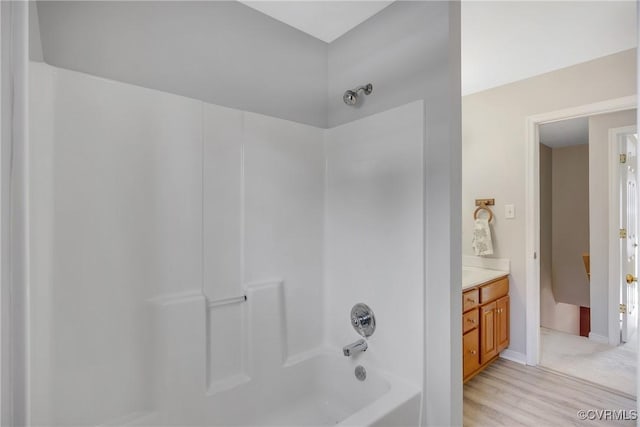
[464,358,637,426]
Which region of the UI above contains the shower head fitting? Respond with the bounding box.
[343,90,358,105]
[343,83,373,106]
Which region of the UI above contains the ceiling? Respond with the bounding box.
[539,117,589,149]
[239,1,394,43]
[462,1,637,95]
[239,1,637,95]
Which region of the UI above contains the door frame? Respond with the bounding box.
[524,95,637,366]
[610,125,638,344]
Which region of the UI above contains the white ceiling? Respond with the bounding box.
[239,1,394,43]
[462,1,637,95]
[239,1,637,94]
[539,117,589,149]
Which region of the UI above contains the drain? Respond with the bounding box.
[355,365,366,381]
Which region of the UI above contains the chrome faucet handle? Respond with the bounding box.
[351,303,376,338]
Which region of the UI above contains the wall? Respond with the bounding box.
[463,48,637,356]
[28,1,43,61]
[325,101,424,388]
[588,109,637,340]
[552,144,590,307]
[539,144,580,334]
[329,3,463,424]
[3,4,30,425]
[32,2,462,424]
[35,1,328,127]
[29,63,326,426]
[29,63,203,425]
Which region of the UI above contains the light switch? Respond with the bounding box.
[505,204,515,219]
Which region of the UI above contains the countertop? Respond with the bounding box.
[462,266,509,290]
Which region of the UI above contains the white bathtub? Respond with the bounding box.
[128,351,421,426]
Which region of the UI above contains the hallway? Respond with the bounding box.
[539,327,636,396]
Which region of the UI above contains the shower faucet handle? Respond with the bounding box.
[350,303,376,338]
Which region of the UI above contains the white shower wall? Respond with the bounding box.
[325,101,425,388]
[28,63,424,425]
[29,62,203,425]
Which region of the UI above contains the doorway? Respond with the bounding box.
[538,117,590,338]
[524,97,637,397]
[536,118,637,396]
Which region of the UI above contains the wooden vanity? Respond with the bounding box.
[462,275,509,382]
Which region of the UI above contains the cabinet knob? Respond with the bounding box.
[469,350,477,355]
[466,298,475,303]
[467,318,476,324]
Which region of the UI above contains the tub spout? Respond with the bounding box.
[343,339,367,357]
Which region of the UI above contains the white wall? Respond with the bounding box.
[29,64,203,425]
[29,63,327,425]
[463,49,637,356]
[28,1,42,62]
[5,4,30,425]
[35,1,328,127]
[325,101,424,388]
[242,112,325,357]
[28,2,462,424]
[588,109,637,340]
[329,3,462,424]
[551,145,590,308]
[539,144,580,334]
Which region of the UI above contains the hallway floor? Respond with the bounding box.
[464,358,636,426]
[539,327,636,397]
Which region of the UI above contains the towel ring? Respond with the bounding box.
[474,205,494,223]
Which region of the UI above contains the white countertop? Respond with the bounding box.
[462,266,509,290]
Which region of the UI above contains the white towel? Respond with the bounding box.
[472,217,494,256]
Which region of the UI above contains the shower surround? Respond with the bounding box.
[28,63,424,426]
[20,1,463,425]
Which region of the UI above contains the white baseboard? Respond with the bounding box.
[588,332,609,344]
[499,349,526,365]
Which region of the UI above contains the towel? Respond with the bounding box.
[472,217,494,256]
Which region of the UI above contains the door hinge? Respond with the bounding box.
[620,153,627,163]
[620,228,627,239]
[620,304,627,314]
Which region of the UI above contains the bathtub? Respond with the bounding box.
[128,351,421,426]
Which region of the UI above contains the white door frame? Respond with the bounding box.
[524,95,637,366]
[609,125,638,345]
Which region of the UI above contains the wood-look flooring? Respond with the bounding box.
[464,358,637,426]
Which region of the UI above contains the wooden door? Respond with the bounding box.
[480,301,497,363]
[496,296,509,352]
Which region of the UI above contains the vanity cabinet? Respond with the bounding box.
[462,276,509,382]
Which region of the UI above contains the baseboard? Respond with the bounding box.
[588,332,608,344]
[499,349,526,365]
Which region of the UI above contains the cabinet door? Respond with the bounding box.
[496,296,509,352]
[463,328,480,378]
[480,301,497,364]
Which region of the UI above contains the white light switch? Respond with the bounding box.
[505,204,515,219]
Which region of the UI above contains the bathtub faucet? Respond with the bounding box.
[343,339,367,357]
